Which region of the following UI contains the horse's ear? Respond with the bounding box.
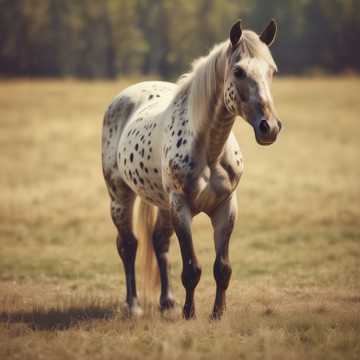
[260,19,277,47]
[230,19,242,48]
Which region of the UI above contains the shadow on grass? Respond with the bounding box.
[0,301,120,331]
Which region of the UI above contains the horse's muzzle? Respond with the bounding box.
[255,118,281,145]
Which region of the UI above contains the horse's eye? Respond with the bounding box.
[234,66,246,79]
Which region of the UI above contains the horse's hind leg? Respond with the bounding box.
[110,187,142,317]
[210,193,237,319]
[152,209,176,311]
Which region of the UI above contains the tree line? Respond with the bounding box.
[0,0,359,79]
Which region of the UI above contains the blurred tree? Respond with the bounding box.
[0,0,359,78]
[108,0,146,76]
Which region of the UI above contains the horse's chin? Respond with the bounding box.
[254,133,277,146]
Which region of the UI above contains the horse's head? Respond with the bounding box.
[224,20,281,145]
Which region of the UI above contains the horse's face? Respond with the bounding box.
[224,20,282,146]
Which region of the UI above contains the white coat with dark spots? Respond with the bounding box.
[101,20,282,319]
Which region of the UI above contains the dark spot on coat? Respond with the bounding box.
[123,103,135,119]
[176,138,183,148]
[130,153,134,162]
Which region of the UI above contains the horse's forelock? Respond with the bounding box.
[237,30,277,71]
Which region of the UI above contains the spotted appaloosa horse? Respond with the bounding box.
[102,20,282,319]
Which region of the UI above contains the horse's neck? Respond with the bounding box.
[185,44,235,165]
[206,92,235,164]
[191,79,235,165]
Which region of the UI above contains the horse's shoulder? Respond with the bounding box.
[219,132,244,181]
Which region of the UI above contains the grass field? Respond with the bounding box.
[0,77,359,359]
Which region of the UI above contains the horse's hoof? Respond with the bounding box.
[183,311,196,320]
[122,302,144,318]
[161,299,181,320]
[160,297,176,312]
[130,304,144,318]
[210,311,223,321]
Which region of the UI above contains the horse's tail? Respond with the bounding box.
[133,198,159,304]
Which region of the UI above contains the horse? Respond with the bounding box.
[101,19,282,320]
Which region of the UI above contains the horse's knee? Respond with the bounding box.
[214,257,232,290]
[182,263,202,290]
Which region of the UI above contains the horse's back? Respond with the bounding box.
[103,81,176,138]
[113,81,176,114]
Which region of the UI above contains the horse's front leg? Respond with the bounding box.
[170,192,201,319]
[210,193,238,319]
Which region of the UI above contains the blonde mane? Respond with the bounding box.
[176,41,226,133]
[175,30,277,133]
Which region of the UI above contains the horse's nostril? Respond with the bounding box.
[259,120,270,134]
[277,120,282,131]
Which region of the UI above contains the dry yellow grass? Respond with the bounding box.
[0,77,359,359]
